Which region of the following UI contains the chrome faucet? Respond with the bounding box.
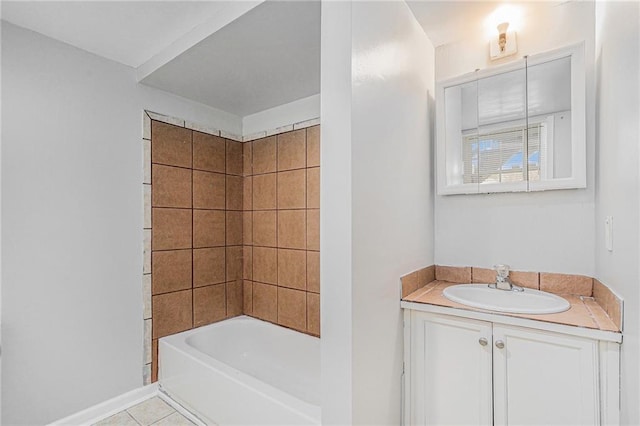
[488,264,524,292]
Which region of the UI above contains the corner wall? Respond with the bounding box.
[320,1,435,423]
[594,2,640,423]
[434,1,596,276]
[1,22,242,425]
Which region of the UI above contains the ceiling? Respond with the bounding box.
[1,1,236,67]
[140,1,321,117]
[1,0,560,117]
[406,1,565,47]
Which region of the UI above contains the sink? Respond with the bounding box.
[442,284,570,314]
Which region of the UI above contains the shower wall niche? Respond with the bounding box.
[143,114,320,383]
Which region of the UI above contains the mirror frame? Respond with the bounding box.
[436,42,586,195]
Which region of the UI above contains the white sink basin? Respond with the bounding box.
[442,284,570,314]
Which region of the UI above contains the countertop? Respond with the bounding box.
[403,280,620,334]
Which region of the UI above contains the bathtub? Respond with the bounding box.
[159,315,321,425]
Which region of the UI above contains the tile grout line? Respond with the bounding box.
[191,129,195,330]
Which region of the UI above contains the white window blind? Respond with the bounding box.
[462,123,543,185]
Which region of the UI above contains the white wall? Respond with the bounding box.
[242,94,319,137]
[1,22,242,425]
[434,1,596,275]
[321,1,435,423]
[594,2,640,424]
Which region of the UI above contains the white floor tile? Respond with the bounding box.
[151,412,196,426]
[127,397,175,426]
[93,411,139,426]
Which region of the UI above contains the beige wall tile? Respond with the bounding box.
[185,121,220,136]
[143,230,151,273]
[243,246,253,280]
[420,265,436,284]
[193,131,225,173]
[144,319,152,364]
[152,249,192,294]
[143,274,151,319]
[278,287,306,332]
[226,140,243,176]
[192,171,225,210]
[143,112,151,140]
[401,270,420,298]
[306,167,320,209]
[243,142,252,177]
[253,282,277,322]
[277,129,306,171]
[226,280,243,317]
[243,177,253,210]
[243,211,253,245]
[472,267,496,284]
[253,211,277,247]
[143,364,151,386]
[152,208,192,250]
[152,164,192,208]
[277,169,306,209]
[435,265,472,283]
[243,280,253,314]
[226,175,243,210]
[511,271,539,290]
[226,211,243,246]
[307,292,320,336]
[148,111,185,127]
[401,266,436,298]
[278,210,306,249]
[540,273,593,296]
[226,246,243,281]
[253,246,277,284]
[193,284,226,327]
[307,251,320,293]
[193,247,225,287]
[252,173,276,210]
[151,339,158,383]
[151,121,192,168]
[144,184,151,229]
[252,136,277,175]
[152,289,192,338]
[143,139,151,184]
[593,279,622,330]
[193,210,225,248]
[278,249,306,290]
[306,126,320,167]
[306,209,319,251]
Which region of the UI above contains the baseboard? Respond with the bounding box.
[48,383,159,425]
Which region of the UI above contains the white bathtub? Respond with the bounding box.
[159,315,321,425]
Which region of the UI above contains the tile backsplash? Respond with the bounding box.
[401,264,623,331]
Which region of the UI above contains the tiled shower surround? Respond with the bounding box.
[242,127,320,335]
[143,113,320,383]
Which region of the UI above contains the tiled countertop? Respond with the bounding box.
[403,280,620,333]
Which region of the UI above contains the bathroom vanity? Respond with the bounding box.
[402,280,622,426]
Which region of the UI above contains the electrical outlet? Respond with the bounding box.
[605,216,613,252]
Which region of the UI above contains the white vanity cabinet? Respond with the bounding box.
[404,309,621,425]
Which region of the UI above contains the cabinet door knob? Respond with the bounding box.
[478,337,488,346]
[495,340,505,349]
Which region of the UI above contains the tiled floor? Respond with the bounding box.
[93,397,196,426]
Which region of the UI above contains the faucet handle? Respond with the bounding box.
[493,264,511,280]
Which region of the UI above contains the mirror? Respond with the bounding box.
[436,43,585,195]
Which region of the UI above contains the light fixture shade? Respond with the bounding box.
[490,29,518,60]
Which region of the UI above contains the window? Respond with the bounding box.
[462,122,543,185]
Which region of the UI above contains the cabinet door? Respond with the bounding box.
[493,324,599,425]
[410,312,493,425]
